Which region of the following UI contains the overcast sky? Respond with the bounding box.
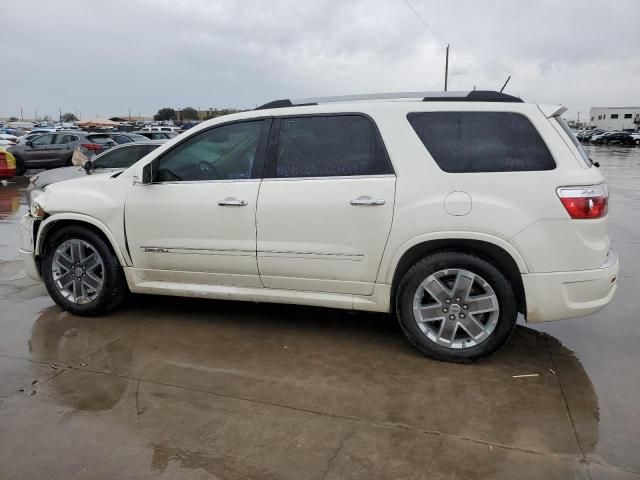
[2,0,639,121]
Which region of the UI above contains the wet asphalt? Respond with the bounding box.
[0,145,638,479]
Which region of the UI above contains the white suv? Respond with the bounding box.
[19,91,619,362]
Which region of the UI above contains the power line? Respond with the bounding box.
[401,0,447,45]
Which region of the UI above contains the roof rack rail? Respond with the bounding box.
[255,90,523,110]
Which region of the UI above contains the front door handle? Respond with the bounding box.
[350,196,385,206]
[218,197,248,207]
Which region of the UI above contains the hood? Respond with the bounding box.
[36,170,131,219]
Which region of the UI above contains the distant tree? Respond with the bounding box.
[61,112,78,122]
[8,116,18,122]
[181,107,199,120]
[154,107,176,121]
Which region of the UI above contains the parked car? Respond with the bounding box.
[592,131,634,145]
[8,131,117,174]
[108,132,154,144]
[26,141,165,205]
[630,133,640,145]
[0,134,18,146]
[0,146,17,179]
[132,130,179,140]
[577,129,604,141]
[140,125,180,132]
[19,90,618,362]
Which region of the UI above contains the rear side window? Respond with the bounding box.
[87,135,114,144]
[274,115,392,178]
[407,112,555,173]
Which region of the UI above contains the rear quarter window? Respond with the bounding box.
[407,111,555,173]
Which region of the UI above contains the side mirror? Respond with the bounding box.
[141,159,156,184]
[26,140,32,147]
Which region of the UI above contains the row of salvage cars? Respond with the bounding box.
[576,129,640,145]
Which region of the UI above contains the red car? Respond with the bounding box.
[0,147,17,179]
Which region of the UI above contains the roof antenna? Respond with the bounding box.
[499,75,511,93]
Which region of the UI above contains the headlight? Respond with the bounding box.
[29,190,46,218]
[30,202,46,219]
[28,188,43,207]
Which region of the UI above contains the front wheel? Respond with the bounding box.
[395,252,518,362]
[14,154,26,176]
[42,226,128,316]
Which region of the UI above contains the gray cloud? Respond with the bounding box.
[1,0,639,120]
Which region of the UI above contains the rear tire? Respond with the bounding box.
[42,226,128,316]
[395,252,518,363]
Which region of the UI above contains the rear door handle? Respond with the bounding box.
[218,197,248,207]
[350,196,385,206]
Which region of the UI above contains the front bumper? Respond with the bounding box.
[523,249,619,322]
[19,214,42,282]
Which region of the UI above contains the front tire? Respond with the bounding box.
[14,154,26,175]
[395,252,518,362]
[42,226,128,316]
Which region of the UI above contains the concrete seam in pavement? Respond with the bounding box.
[66,363,585,464]
[544,334,593,480]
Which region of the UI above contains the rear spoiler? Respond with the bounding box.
[538,104,567,118]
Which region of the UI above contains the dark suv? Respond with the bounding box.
[9,131,116,174]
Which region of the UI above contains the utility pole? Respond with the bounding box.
[59,108,62,122]
[577,111,581,128]
[444,44,450,91]
[20,107,23,121]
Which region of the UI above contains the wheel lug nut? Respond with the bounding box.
[456,297,461,302]
[442,307,448,313]
[445,299,451,304]
[463,304,468,310]
[459,313,465,319]
[449,315,455,320]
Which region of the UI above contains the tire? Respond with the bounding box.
[14,154,26,176]
[395,251,518,363]
[42,226,128,316]
[603,139,609,144]
[635,139,640,146]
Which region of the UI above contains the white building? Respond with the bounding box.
[589,107,640,131]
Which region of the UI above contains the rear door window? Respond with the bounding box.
[407,112,555,172]
[273,115,392,178]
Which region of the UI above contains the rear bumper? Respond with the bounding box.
[523,249,619,322]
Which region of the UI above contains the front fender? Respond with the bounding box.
[36,213,131,266]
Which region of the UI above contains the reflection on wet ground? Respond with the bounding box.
[0,150,639,479]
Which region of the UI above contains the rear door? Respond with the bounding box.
[256,114,396,295]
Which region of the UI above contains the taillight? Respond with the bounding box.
[81,143,103,152]
[557,184,608,219]
[0,152,6,169]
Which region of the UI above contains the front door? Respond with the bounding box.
[257,115,396,295]
[125,119,270,288]
[25,133,56,163]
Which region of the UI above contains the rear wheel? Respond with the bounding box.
[42,226,128,316]
[396,252,518,362]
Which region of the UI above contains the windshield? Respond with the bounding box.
[554,116,593,167]
[92,144,158,169]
